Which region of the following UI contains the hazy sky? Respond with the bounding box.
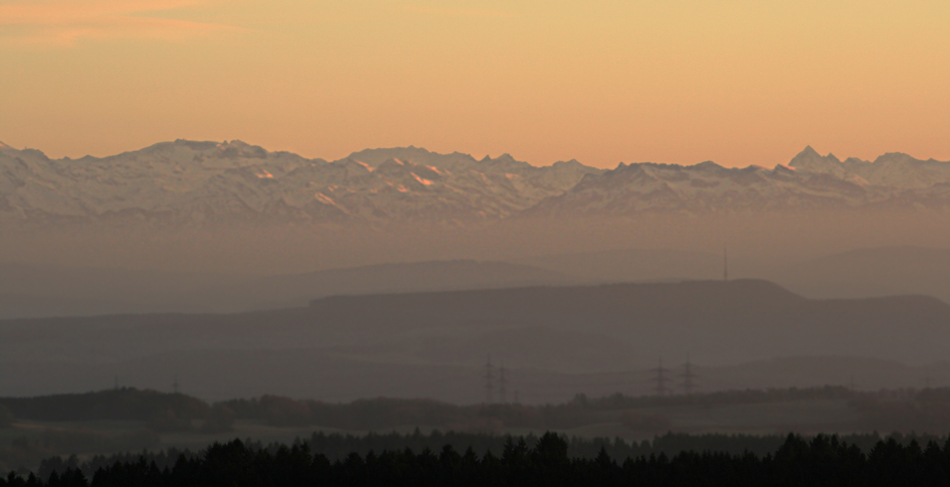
[1,0,948,168]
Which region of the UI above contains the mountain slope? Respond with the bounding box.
[772,246,950,303]
[3,280,950,400]
[524,148,950,218]
[3,279,949,366]
[0,259,578,319]
[3,142,950,227]
[245,259,578,309]
[0,141,601,227]
[516,248,722,282]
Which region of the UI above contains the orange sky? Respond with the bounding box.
[1,0,948,168]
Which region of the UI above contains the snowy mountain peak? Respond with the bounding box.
[3,141,950,227]
[694,160,724,171]
[521,148,950,219]
[343,146,445,168]
[871,152,917,166]
[0,140,604,227]
[789,146,847,177]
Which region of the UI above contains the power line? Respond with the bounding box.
[650,357,670,396]
[484,356,494,404]
[498,362,508,404]
[680,356,699,395]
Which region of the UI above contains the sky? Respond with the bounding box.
[1,0,948,169]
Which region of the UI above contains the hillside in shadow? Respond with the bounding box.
[1,280,949,401]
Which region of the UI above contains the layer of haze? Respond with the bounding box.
[2,0,949,168]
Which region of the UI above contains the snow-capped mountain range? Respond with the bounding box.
[1,140,949,227]
[525,147,950,218]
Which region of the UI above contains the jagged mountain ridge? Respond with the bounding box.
[0,140,601,226]
[1,140,949,226]
[525,146,950,217]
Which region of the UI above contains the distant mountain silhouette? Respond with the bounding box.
[303,279,949,366]
[772,246,950,303]
[0,141,601,227]
[246,259,579,309]
[0,259,578,318]
[3,141,950,228]
[523,147,950,218]
[3,280,950,401]
[516,248,722,282]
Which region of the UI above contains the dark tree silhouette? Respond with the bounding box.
[6,432,950,487]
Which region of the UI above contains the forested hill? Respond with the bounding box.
[0,389,208,422]
[3,387,852,424]
[8,386,950,434]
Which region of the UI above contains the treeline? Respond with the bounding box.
[182,386,950,434]
[577,385,861,409]
[6,386,950,433]
[0,389,207,423]
[32,431,784,479]
[0,386,867,424]
[30,430,950,482]
[9,432,950,487]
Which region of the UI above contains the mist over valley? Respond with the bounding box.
[2,141,950,479]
